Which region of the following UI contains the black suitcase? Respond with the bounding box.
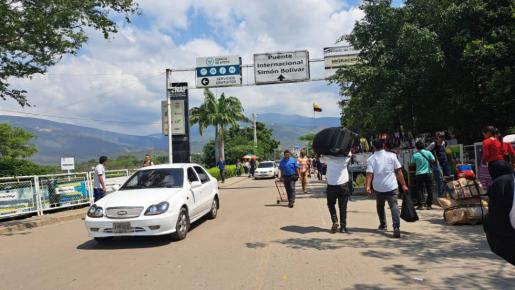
[312,127,358,156]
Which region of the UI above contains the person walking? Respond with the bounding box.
[142,154,154,167]
[216,158,226,183]
[236,159,242,176]
[93,156,108,202]
[244,160,250,175]
[412,141,436,210]
[297,150,309,193]
[427,133,450,196]
[365,140,408,238]
[481,126,506,177]
[316,156,323,181]
[250,158,256,178]
[320,153,352,233]
[279,150,300,208]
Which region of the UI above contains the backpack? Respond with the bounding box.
[312,127,358,157]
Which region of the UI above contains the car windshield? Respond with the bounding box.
[120,169,184,190]
[258,162,273,168]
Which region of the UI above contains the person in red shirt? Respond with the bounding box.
[497,132,515,169]
[481,126,508,177]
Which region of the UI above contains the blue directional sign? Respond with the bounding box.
[196,55,242,88]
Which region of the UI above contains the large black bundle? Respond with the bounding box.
[312,127,358,156]
[400,193,419,222]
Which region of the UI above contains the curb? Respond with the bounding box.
[0,210,87,235]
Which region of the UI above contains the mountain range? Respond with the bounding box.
[0,114,340,165]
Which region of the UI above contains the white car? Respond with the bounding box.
[254,161,279,179]
[84,163,219,242]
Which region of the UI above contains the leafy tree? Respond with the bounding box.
[333,0,514,143]
[202,122,280,166]
[0,123,51,176]
[0,0,138,106]
[0,123,37,158]
[190,89,248,162]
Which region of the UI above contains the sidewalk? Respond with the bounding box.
[0,207,88,235]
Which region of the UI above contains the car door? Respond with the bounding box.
[194,166,214,213]
[186,167,203,218]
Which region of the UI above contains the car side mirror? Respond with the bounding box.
[191,181,202,187]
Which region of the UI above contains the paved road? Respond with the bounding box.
[1,177,514,290]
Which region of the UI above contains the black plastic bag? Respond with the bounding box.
[400,193,419,222]
[312,127,358,157]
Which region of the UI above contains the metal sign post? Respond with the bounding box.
[166,69,173,163]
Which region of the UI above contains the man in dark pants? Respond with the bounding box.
[93,156,108,202]
[279,150,299,208]
[411,141,436,210]
[216,158,226,183]
[365,140,408,238]
[320,154,352,233]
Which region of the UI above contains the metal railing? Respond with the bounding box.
[0,170,132,219]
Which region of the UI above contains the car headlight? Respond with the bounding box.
[87,205,103,218]
[145,201,169,216]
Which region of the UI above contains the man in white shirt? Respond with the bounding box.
[365,140,408,238]
[320,153,351,233]
[93,156,108,202]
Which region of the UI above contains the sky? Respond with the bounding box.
[1,0,404,135]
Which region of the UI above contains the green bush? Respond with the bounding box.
[208,165,236,180]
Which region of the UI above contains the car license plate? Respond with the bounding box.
[113,222,131,233]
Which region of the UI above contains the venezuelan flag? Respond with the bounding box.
[313,103,322,112]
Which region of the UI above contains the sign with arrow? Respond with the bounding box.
[253,50,310,84]
[195,55,242,88]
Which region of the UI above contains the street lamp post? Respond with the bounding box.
[253,113,257,150]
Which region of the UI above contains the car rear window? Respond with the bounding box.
[194,166,210,183]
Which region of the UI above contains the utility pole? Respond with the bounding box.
[253,113,257,150]
[166,68,173,163]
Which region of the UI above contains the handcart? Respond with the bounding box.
[275,179,289,204]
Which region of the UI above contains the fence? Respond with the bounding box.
[0,170,131,220]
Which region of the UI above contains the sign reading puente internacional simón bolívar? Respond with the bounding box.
[253,50,310,84]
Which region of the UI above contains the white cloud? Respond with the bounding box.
[2,0,364,135]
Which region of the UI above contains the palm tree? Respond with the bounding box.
[190,89,248,161]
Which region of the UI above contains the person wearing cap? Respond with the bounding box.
[365,140,408,238]
[93,156,108,202]
[279,150,300,208]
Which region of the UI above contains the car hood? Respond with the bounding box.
[96,188,183,208]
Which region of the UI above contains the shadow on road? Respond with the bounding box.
[222,186,275,190]
[280,225,330,234]
[77,217,209,250]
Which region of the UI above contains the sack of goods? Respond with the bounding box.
[444,206,487,225]
[447,178,486,200]
[313,127,358,157]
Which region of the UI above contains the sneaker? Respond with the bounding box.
[340,225,349,233]
[416,205,424,210]
[426,205,432,210]
[378,225,387,231]
[288,203,294,208]
[331,223,338,233]
[393,228,401,238]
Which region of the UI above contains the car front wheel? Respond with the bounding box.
[171,207,190,241]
